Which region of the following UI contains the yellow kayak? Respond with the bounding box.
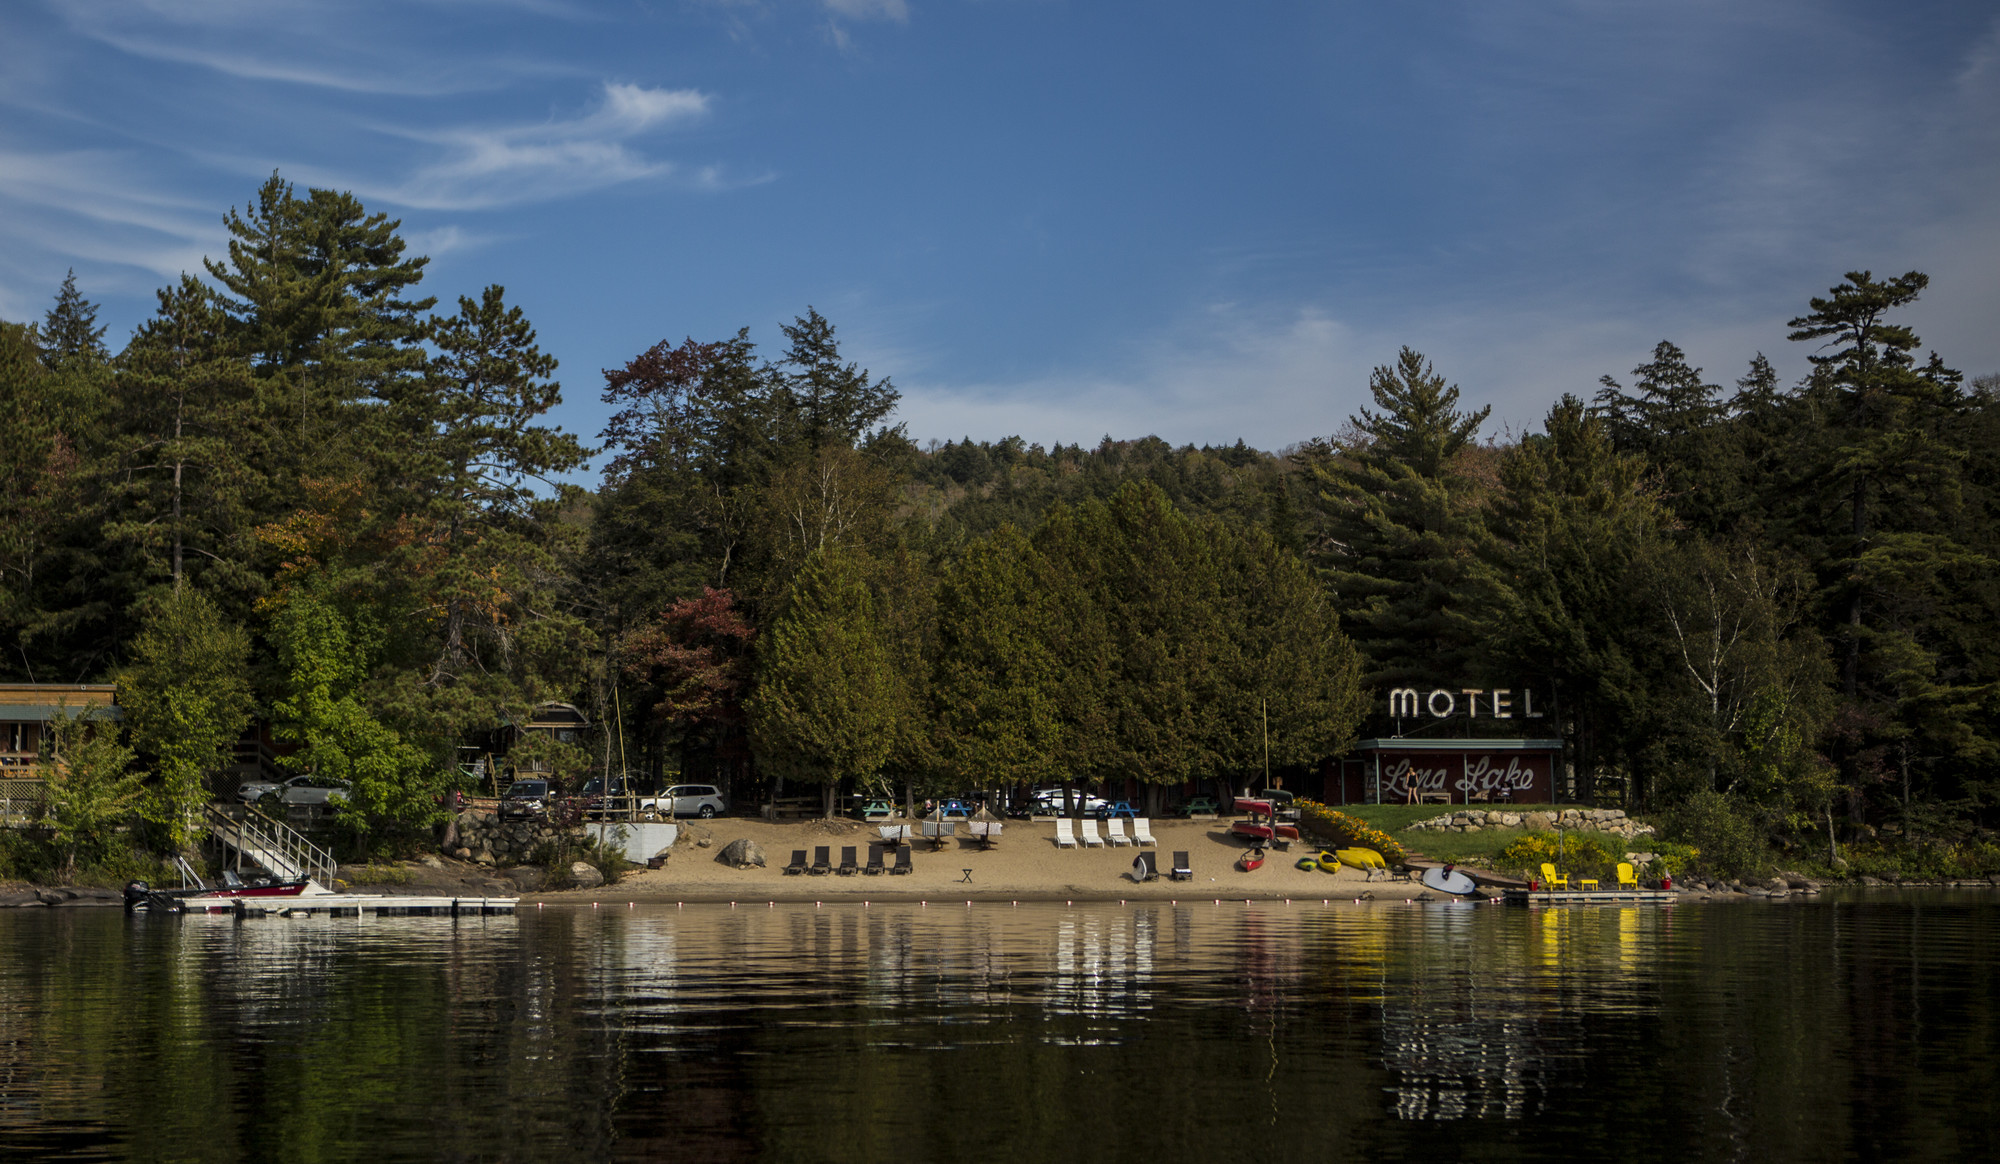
[1315,850,1341,873]
[1336,848,1385,870]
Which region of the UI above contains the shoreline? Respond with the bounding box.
[5,812,1996,907]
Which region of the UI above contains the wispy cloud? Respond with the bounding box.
[823,0,909,21]
[0,148,220,279]
[367,82,713,209]
[58,0,563,96]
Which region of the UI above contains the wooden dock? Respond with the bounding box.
[186,894,518,918]
[1502,888,1678,906]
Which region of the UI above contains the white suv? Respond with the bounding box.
[642,784,727,819]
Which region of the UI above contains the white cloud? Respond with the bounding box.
[823,0,909,21]
[0,148,220,284]
[58,0,542,97]
[367,82,712,209]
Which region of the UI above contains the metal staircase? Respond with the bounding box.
[204,803,337,886]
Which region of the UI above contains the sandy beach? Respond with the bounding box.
[529,815,1438,904]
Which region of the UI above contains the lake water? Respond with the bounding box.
[1,893,1995,1162]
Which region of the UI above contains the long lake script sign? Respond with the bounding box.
[1338,749,1556,804]
[1389,686,1547,719]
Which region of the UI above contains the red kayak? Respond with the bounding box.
[1238,847,1266,872]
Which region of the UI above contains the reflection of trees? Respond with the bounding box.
[4,899,1998,1160]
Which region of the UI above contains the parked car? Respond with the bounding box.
[640,784,727,819]
[499,778,553,822]
[257,774,351,809]
[577,775,634,819]
[237,776,286,804]
[1030,789,1110,817]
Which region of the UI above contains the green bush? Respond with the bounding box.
[1496,832,1617,881]
[1659,790,1771,878]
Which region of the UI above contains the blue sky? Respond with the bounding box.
[3,1,1997,461]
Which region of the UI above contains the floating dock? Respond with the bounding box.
[1502,888,1678,906]
[188,894,519,918]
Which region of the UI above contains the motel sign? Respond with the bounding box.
[1388,686,1547,720]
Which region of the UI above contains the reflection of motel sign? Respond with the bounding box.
[1388,687,1547,719]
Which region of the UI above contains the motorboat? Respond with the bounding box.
[124,870,323,914]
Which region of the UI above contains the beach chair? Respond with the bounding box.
[837,846,859,875]
[1054,818,1077,848]
[891,845,913,874]
[1080,818,1105,848]
[1131,818,1157,847]
[811,846,832,875]
[1132,852,1159,882]
[1170,850,1193,881]
[865,846,886,874]
[1105,818,1133,846]
[1539,863,1569,890]
[1616,862,1639,890]
[784,849,808,875]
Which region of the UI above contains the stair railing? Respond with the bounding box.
[203,802,338,887]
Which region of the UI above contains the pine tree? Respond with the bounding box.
[1309,347,1492,685]
[204,173,434,481]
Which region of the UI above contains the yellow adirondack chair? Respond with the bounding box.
[1539,862,1569,890]
[1616,862,1640,890]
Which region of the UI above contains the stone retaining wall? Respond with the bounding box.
[1405,807,1656,839]
[444,809,564,866]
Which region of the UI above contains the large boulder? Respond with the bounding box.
[1524,812,1555,831]
[719,838,766,868]
[568,861,605,890]
[502,866,547,892]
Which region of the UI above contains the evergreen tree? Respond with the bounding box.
[1309,347,1491,685]
[1214,524,1367,792]
[932,524,1065,790]
[747,546,899,814]
[773,307,899,454]
[204,172,434,482]
[40,270,109,372]
[110,275,266,606]
[1594,340,1732,532]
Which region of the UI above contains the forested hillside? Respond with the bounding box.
[4,176,1996,873]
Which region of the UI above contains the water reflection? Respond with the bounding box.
[2,895,1997,1162]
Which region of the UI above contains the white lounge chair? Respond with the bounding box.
[1132,818,1157,847]
[1054,818,1077,848]
[1079,818,1105,848]
[1105,818,1133,846]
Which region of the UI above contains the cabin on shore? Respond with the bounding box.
[0,683,122,823]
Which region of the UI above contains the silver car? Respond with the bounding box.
[642,784,726,819]
[258,774,351,809]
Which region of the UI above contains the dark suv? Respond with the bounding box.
[499,778,552,822]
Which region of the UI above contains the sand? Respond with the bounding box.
[528,815,1438,904]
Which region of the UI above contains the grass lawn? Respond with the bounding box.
[1309,804,1641,875]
